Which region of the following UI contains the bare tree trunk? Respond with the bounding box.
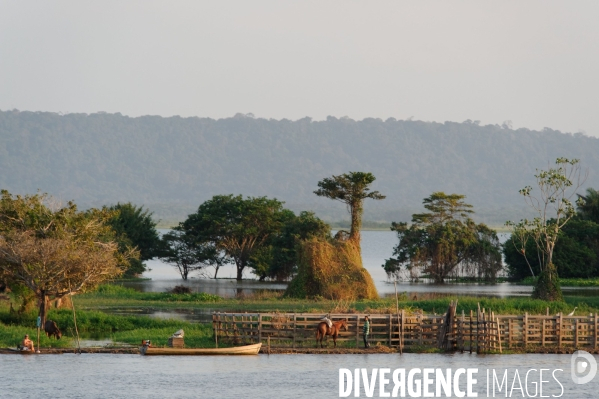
[349,200,363,248]
[38,292,49,327]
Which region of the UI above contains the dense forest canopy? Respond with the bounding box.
[1,110,598,225]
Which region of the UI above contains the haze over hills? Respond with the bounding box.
[1,109,597,226]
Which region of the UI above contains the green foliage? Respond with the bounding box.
[180,195,327,281]
[0,190,129,325]
[531,263,563,301]
[90,284,221,302]
[0,323,73,348]
[314,171,384,242]
[578,188,599,224]
[506,158,585,301]
[104,203,163,277]
[160,227,225,280]
[504,217,599,280]
[384,192,502,283]
[111,324,215,348]
[251,210,331,281]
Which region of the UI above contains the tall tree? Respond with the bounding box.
[383,192,502,283]
[182,195,285,281]
[314,171,385,244]
[506,158,586,301]
[105,202,163,277]
[0,190,131,325]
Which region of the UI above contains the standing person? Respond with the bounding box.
[363,316,370,348]
[21,334,34,351]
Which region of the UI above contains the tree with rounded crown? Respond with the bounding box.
[506,158,587,301]
[0,190,132,326]
[384,192,502,283]
[314,172,385,246]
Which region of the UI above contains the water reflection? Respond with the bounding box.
[128,231,599,299]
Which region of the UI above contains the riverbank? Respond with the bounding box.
[2,285,599,350]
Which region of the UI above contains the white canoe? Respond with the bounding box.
[140,343,262,356]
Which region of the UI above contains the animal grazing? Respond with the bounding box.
[315,319,348,348]
[44,320,62,340]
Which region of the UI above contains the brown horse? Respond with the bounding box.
[315,319,348,348]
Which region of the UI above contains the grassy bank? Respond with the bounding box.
[0,306,216,348]
[520,276,599,287]
[2,284,597,349]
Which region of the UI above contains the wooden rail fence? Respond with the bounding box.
[212,309,599,352]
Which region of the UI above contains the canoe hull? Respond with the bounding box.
[140,343,262,356]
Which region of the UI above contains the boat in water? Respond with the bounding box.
[139,343,262,356]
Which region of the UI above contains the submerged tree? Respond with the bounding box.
[0,190,131,325]
[181,195,286,281]
[160,227,226,280]
[506,158,586,301]
[314,171,385,245]
[383,192,502,283]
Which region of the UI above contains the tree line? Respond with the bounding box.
[2,110,599,225]
[2,164,598,312]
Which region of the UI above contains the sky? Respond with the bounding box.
[1,1,598,136]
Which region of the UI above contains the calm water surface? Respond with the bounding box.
[122,231,599,299]
[1,353,597,398]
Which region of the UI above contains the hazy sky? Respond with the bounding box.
[1,1,598,136]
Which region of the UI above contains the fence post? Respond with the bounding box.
[558,313,562,347]
[258,314,263,343]
[293,313,296,349]
[524,312,528,347]
[388,314,392,347]
[575,317,579,348]
[593,313,598,348]
[356,315,360,348]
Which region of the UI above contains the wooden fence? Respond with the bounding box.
[212,310,599,352]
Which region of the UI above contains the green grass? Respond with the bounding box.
[88,284,221,302]
[4,283,599,349]
[0,324,74,349]
[520,276,599,287]
[110,324,216,348]
[0,307,219,348]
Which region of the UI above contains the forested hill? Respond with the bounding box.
[1,110,598,225]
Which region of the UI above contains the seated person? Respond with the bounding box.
[21,334,34,351]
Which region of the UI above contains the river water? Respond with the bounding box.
[2,352,597,398]
[5,232,599,398]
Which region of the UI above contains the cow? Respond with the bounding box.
[44,320,62,340]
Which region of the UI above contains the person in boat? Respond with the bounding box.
[21,334,34,351]
[363,316,370,348]
[321,314,333,331]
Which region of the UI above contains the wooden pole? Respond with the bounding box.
[400,310,404,354]
[69,290,81,354]
[497,314,502,353]
[469,310,473,354]
[394,280,402,354]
